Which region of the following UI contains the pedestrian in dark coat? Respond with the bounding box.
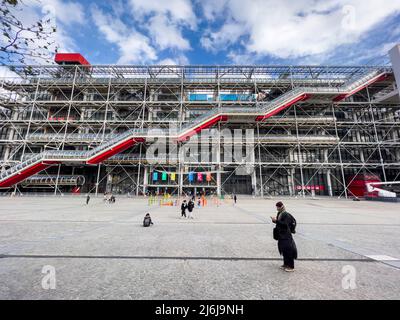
[181,200,187,218]
[86,194,90,205]
[233,194,237,204]
[271,201,297,272]
[187,200,195,219]
[188,200,194,212]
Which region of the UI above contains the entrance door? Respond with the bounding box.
[222,174,252,194]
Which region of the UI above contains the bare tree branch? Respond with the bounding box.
[0,0,58,66]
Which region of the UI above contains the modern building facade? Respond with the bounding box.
[0,53,399,197]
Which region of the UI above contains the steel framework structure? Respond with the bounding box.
[0,64,399,197]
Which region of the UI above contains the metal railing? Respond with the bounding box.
[21,175,85,186]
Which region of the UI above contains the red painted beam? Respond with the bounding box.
[86,138,144,165]
[255,94,311,122]
[177,115,228,142]
[333,94,347,102]
[0,161,59,188]
[333,73,388,102]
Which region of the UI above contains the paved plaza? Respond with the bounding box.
[0,195,399,299]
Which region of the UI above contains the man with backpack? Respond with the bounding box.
[143,213,153,227]
[271,201,297,272]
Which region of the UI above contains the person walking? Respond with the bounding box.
[233,194,237,204]
[181,200,187,218]
[187,199,195,219]
[86,194,90,205]
[271,201,297,272]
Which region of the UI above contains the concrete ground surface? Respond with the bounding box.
[0,195,399,300]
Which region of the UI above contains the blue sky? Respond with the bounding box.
[13,0,400,65]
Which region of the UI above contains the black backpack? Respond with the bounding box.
[143,217,151,227]
[287,212,297,234]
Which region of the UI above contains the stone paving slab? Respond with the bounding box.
[0,258,398,300]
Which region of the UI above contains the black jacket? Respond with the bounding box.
[275,211,293,240]
[181,203,187,212]
[188,201,194,212]
[275,211,297,259]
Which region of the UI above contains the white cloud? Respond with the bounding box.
[90,1,195,64]
[157,54,189,65]
[200,0,400,61]
[91,6,157,64]
[91,0,197,64]
[201,22,245,52]
[41,0,85,54]
[148,14,191,50]
[129,0,197,29]
[129,0,195,52]
[39,0,85,26]
[199,0,228,21]
[227,51,258,65]
[117,34,158,64]
[22,0,84,26]
[157,58,177,65]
